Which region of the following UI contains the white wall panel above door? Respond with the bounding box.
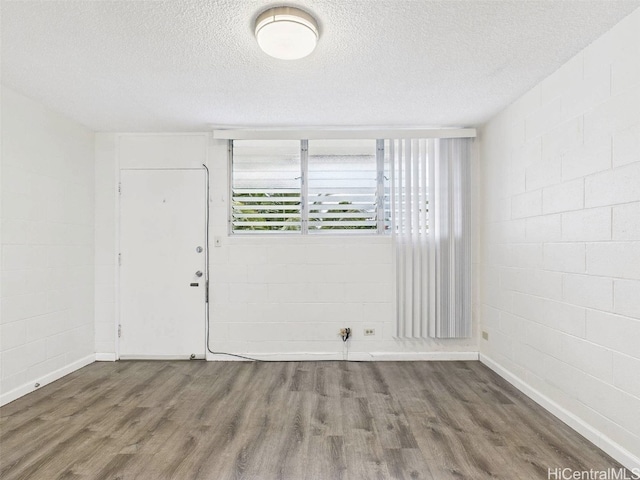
[118,134,208,169]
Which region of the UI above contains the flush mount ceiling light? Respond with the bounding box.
[254,6,319,60]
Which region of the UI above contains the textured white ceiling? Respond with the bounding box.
[2,0,639,132]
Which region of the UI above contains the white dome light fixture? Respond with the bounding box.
[255,6,319,60]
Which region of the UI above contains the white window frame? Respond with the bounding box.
[229,138,384,235]
[223,128,477,235]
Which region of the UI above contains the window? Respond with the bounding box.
[230,139,388,234]
[308,140,378,231]
[231,140,301,232]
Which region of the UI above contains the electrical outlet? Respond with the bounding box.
[364,328,375,336]
[482,331,489,340]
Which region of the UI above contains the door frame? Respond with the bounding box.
[115,166,209,360]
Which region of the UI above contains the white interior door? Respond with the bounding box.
[119,169,206,359]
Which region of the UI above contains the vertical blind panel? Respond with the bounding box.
[390,137,472,339]
[431,138,472,338]
[388,139,430,339]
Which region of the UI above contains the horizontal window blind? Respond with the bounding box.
[231,140,301,232]
[308,140,378,232]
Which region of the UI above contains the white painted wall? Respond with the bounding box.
[94,134,478,360]
[208,138,477,360]
[1,86,95,405]
[94,133,209,359]
[478,8,640,469]
[94,133,117,359]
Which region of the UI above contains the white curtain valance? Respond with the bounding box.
[213,128,476,141]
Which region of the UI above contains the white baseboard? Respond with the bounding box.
[119,354,206,360]
[206,351,479,362]
[95,353,117,361]
[348,351,479,361]
[0,354,95,407]
[207,352,344,361]
[480,354,640,473]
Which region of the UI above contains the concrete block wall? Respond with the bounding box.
[479,8,640,467]
[1,87,95,404]
[208,235,394,356]
[207,139,477,359]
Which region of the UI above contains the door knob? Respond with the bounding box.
[195,271,203,277]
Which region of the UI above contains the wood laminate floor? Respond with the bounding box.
[0,361,628,480]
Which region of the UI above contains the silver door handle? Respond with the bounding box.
[195,271,203,277]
